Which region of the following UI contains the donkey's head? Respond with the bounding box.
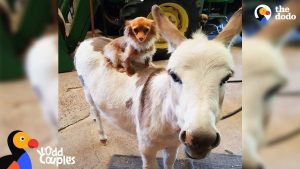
[152,5,242,159]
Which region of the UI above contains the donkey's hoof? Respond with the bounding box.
[100,139,108,145]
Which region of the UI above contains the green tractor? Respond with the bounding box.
[59,0,203,72]
[59,0,238,72]
[95,0,202,49]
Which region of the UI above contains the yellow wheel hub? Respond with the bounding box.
[148,3,189,49]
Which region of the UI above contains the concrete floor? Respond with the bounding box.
[0,80,56,169]
[58,47,242,169]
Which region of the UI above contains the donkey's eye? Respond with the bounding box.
[220,74,231,86]
[264,84,283,100]
[168,70,182,84]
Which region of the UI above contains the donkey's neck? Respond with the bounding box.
[142,72,180,136]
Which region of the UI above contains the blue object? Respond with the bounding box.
[17,152,32,169]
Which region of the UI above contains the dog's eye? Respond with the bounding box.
[144,28,149,33]
[220,74,231,86]
[168,70,182,84]
[133,28,138,34]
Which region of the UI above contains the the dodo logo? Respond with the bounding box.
[255,4,272,23]
[0,130,39,169]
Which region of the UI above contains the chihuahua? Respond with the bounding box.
[103,17,157,75]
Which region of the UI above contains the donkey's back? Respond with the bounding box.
[75,37,141,133]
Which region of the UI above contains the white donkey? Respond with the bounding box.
[75,5,242,169]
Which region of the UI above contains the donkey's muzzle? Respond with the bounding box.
[180,130,221,159]
[180,130,220,148]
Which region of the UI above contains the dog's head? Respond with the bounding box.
[124,17,157,43]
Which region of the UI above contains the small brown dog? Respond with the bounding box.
[103,17,157,75]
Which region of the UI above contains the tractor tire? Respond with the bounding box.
[94,3,123,36]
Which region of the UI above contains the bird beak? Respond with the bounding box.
[28,139,39,148]
[266,11,270,15]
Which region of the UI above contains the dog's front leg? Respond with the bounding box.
[120,46,135,75]
[163,146,178,169]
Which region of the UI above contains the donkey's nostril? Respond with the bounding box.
[181,131,193,145]
[180,131,186,143]
[211,133,221,148]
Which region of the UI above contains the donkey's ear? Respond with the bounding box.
[214,8,242,47]
[151,5,186,52]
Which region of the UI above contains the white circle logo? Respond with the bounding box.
[254,4,272,23]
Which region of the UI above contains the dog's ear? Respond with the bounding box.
[150,19,156,30]
[214,8,242,47]
[149,20,158,37]
[148,18,155,25]
[151,5,186,52]
[124,20,132,37]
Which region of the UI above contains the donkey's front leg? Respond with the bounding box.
[139,145,158,169]
[163,146,178,169]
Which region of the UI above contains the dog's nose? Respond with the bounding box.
[139,37,144,41]
[180,130,220,148]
